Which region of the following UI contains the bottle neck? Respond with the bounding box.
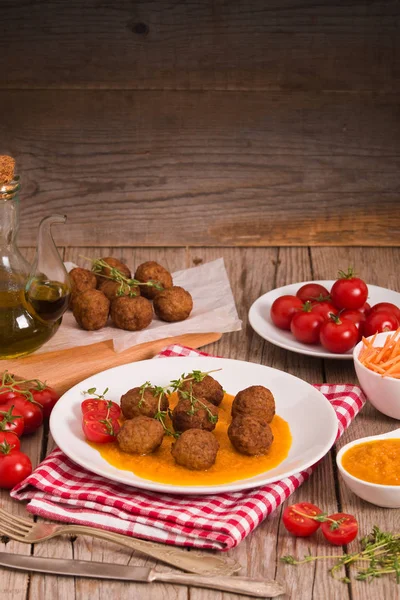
[0,178,20,248]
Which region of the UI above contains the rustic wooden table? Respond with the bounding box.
[1,245,399,600]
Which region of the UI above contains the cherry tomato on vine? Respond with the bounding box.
[282,502,323,537]
[270,295,303,330]
[368,302,400,323]
[340,309,366,341]
[290,308,324,344]
[0,431,21,451]
[0,385,24,406]
[358,302,371,315]
[0,447,32,489]
[331,269,368,310]
[29,385,60,419]
[296,284,330,304]
[319,315,359,353]
[321,513,358,546]
[81,399,121,420]
[0,405,24,437]
[310,301,338,322]
[82,417,120,443]
[364,311,399,338]
[3,398,43,435]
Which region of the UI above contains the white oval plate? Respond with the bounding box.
[249,280,400,360]
[50,356,338,495]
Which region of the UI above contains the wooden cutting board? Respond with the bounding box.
[2,332,221,394]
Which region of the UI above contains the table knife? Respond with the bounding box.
[0,552,285,598]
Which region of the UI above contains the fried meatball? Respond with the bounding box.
[69,267,97,309]
[99,279,140,302]
[178,375,224,407]
[171,429,219,470]
[172,398,218,433]
[96,256,132,286]
[153,286,193,322]
[72,289,110,330]
[117,416,164,455]
[121,386,169,419]
[231,385,275,424]
[110,296,153,331]
[134,261,173,300]
[228,416,274,456]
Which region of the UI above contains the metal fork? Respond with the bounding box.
[0,507,241,576]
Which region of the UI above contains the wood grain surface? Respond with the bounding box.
[1,1,399,91]
[1,90,399,247]
[2,245,400,600]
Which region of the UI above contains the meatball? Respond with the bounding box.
[228,415,274,456]
[99,279,140,302]
[72,289,110,330]
[121,386,169,419]
[171,429,219,470]
[134,261,173,300]
[178,375,224,407]
[153,286,193,322]
[96,256,132,285]
[117,416,164,455]
[110,296,153,331]
[172,398,218,433]
[69,267,97,309]
[231,385,275,424]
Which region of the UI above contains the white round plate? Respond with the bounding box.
[50,356,338,495]
[249,280,400,360]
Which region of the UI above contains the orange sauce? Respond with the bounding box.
[342,439,400,486]
[89,393,292,485]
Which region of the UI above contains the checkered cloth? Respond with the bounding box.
[11,345,366,551]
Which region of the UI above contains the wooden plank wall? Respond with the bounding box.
[0,1,399,247]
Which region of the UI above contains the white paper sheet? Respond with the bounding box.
[35,258,242,354]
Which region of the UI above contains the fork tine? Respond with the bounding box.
[0,515,31,535]
[0,507,33,528]
[0,524,26,542]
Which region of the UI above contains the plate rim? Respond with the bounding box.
[248,280,400,360]
[50,355,338,495]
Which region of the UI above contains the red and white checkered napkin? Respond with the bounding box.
[11,345,366,551]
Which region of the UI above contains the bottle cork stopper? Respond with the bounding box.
[0,155,16,185]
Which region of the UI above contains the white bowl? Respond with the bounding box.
[353,331,400,420]
[337,428,400,508]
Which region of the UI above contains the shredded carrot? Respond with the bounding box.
[359,328,400,378]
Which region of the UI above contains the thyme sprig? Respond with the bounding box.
[81,256,164,296]
[282,526,400,584]
[179,383,218,425]
[82,387,109,400]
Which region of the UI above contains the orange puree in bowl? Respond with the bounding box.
[90,393,292,485]
[342,439,400,486]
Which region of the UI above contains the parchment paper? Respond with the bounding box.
[35,258,242,354]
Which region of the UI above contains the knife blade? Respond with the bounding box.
[0,552,285,597]
[0,552,151,581]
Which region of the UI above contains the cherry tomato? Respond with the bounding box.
[321,513,358,546]
[0,448,32,489]
[270,295,303,330]
[331,269,368,310]
[81,399,121,420]
[3,398,43,435]
[29,385,60,419]
[310,301,338,321]
[290,309,324,344]
[340,309,366,341]
[364,311,399,338]
[296,284,330,304]
[368,302,400,323]
[358,302,371,315]
[0,431,21,451]
[82,417,120,443]
[0,385,23,405]
[282,502,323,537]
[0,405,25,437]
[319,315,359,353]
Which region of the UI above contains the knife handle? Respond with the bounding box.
[150,570,285,598]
